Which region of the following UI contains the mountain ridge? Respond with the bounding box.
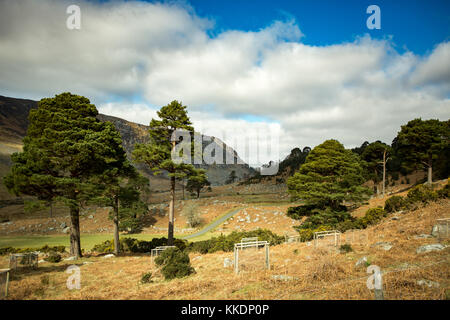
[0,95,255,186]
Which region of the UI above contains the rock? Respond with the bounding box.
[271,275,298,281]
[103,254,115,259]
[38,259,46,264]
[223,258,234,267]
[64,256,77,261]
[373,242,393,251]
[416,243,446,254]
[62,227,70,234]
[417,279,440,288]
[413,234,432,239]
[60,222,67,229]
[192,256,202,261]
[88,215,94,219]
[83,261,93,265]
[355,256,368,267]
[391,216,400,221]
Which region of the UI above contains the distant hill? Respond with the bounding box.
[0,95,255,189]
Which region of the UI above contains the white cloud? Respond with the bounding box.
[0,0,449,165]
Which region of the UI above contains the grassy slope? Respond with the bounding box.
[1,197,448,300]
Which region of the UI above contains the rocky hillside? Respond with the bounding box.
[0,95,255,186]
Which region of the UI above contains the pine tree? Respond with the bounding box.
[361,141,392,195]
[395,118,449,185]
[132,100,195,245]
[3,93,128,258]
[287,139,371,210]
[186,169,210,198]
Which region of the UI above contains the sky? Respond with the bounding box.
[0,0,449,167]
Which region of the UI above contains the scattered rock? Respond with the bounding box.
[355,256,368,267]
[417,279,440,288]
[413,234,432,239]
[373,242,393,251]
[271,275,298,281]
[64,256,77,261]
[223,258,234,267]
[416,243,446,254]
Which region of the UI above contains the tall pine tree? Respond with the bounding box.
[4,93,128,258]
[132,100,195,245]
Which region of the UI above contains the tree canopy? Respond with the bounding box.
[4,92,128,258]
[395,118,449,184]
[287,139,372,210]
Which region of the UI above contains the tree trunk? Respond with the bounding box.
[49,202,53,218]
[69,206,82,259]
[197,189,200,198]
[427,156,433,187]
[113,195,120,256]
[168,176,175,245]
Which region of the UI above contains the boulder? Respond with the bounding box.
[355,256,368,267]
[417,279,440,288]
[271,275,298,281]
[64,256,77,261]
[372,242,393,251]
[223,258,234,267]
[416,243,446,254]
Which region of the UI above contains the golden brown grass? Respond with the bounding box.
[2,195,449,300]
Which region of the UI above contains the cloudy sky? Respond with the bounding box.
[0,0,449,167]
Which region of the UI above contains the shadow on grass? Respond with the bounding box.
[8,263,84,281]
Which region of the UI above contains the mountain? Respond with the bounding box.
[0,95,255,187]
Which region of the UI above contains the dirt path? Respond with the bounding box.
[182,207,245,240]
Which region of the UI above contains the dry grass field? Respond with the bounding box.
[1,195,448,300]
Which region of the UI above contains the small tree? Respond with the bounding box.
[186,169,210,198]
[361,141,392,196]
[287,139,371,210]
[396,119,449,185]
[133,100,196,245]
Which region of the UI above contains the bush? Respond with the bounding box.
[45,252,61,263]
[437,181,450,199]
[154,248,195,280]
[384,195,408,213]
[356,207,387,229]
[140,272,153,284]
[406,184,438,204]
[0,245,66,256]
[295,225,332,242]
[297,207,353,231]
[183,203,202,228]
[286,204,320,220]
[188,229,284,254]
[92,237,188,254]
[339,244,353,253]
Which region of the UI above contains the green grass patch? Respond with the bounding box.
[0,233,161,250]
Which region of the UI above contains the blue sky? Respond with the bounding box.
[187,0,449,54]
